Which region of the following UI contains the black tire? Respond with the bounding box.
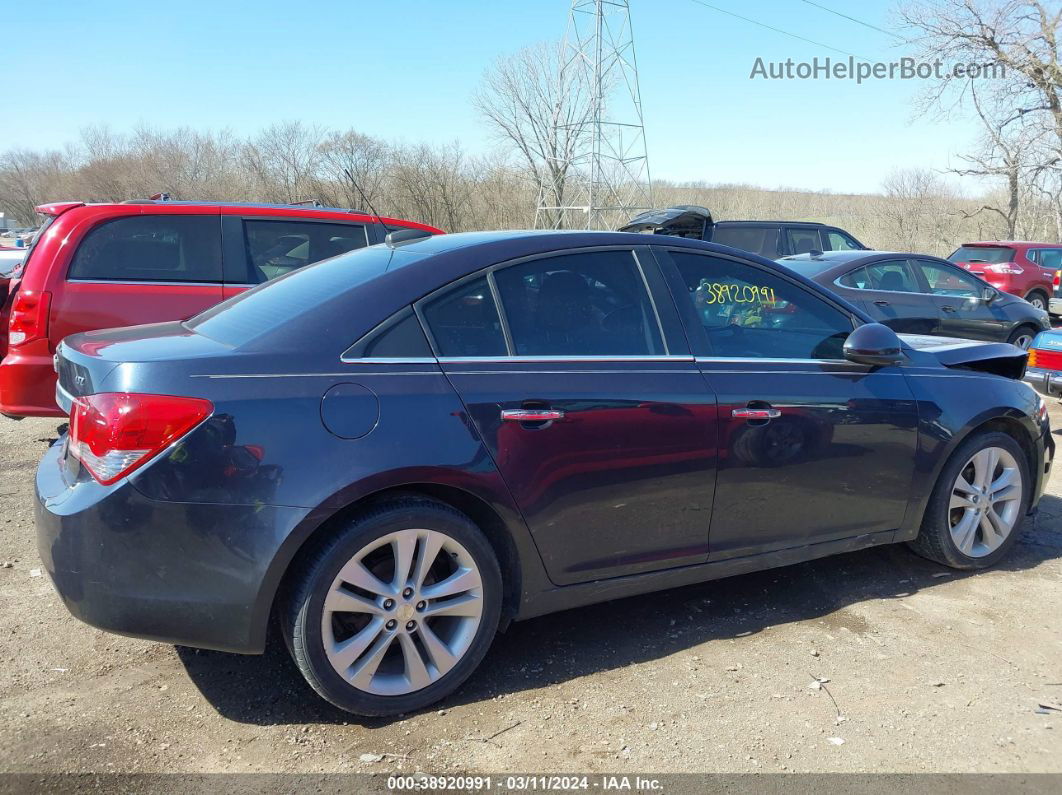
[283,497,502,716]
[1025,290,1049,313]
[908,430,1030,569]
[1007,324,1039,349]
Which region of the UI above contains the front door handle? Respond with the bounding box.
[501,408,565,422]
[732,408,781,420]
[873,300,890,307]
[941,305,957,313]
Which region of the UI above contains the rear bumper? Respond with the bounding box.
[0,349,63,417]
[1024,367,1062,398]
[35,437,310,654]
[1050,297,1062,315]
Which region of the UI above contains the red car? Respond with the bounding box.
[0,200,441,418]
[947,241,1062,313]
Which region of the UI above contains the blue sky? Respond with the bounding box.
[3,0,984,195]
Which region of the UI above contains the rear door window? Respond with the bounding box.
[492,250,665,357]
[711,225,780,258]
[237,220,368,284]
[841,259,919,292]
[68,215,222,283]
[420,277,507,357]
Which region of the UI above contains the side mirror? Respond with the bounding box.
[982,287,998,302]
[843,323,904,366]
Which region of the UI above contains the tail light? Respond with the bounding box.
[984,263,1023,274]
[1028,347,1062,371]
[69,393,213,485]
[1054,270,1060,288]
[8,289,51,346]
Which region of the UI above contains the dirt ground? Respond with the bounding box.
[1,405,1061,776]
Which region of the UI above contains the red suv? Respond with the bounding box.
[0,200,441,418]
[947,242,1062,313]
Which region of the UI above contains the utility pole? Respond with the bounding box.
[534,0,653,230]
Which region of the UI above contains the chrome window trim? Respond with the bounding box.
[695,356,846,364]
[65,279,223,287]
[338,357,437,365]
[438,355,694,364]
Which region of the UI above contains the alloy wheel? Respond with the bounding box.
[1029,295,1047,312]
[949,447,1023,557]
[321,529,484,696]
[1012,332,1035,349]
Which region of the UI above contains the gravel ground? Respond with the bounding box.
[1,407,1061,775]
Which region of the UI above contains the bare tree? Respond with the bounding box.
[902,1,1062,157]
[242,121,323,203]
[474,42,593,228]
[316,130,391,212]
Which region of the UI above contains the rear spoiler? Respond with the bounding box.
[619,205,713,239]
[35,202,85,217]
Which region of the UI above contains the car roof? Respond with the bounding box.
[778,250,947,280]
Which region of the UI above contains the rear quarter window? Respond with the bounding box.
[711,226,780,258]
[68,215,222,282]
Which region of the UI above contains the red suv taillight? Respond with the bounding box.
[69,393,213,485]
[1054,270,1060,288]
[984,263,1024,274]
[8,289,51,346]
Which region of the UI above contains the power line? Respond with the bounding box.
[687,0,872,61]
[797,0,907,42]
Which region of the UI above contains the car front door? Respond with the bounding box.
[913,258,1008,341]
[418,247,720,585]
[835,258,943,335]
[656,247,919,560]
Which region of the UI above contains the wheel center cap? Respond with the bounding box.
[397,603,415,621]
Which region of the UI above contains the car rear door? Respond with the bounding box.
[656,246,919,560]
[221,215,371,298]
[52,212,224,345]
[835,258,944,335]
[418,247,720,585]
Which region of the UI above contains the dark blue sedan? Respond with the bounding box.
[36,231,1052,716]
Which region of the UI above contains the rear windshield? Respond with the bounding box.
[711,226,781,258]
[948,246,1013,264]
[187,244,421,347]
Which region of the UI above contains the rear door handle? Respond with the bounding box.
[732,408,781,420]
[501,409,565,422]
[941,305,957,313]
[873,300,890,307]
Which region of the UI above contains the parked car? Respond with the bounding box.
[38,231,1050,716]
[947,242,1062,314]
[619,205,868,259]
[0,200,441,418]
[779,250,1050,348]
[1022,327,1062,398]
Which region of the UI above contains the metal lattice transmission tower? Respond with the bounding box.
[534,0,653,230]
